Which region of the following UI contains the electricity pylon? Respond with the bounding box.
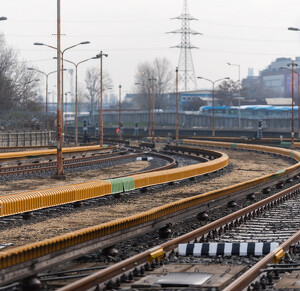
[168,0,202,92]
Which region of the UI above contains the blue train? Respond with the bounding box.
[199,105,298,118]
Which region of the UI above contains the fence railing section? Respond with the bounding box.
[0,131,56,147]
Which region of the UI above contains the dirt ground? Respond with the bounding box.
[0,149,296,247]
[0,161,150,195]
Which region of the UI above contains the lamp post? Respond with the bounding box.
[34,40,90,143]
[27,68,59,130]
[197,77,230,137]
[95,51,108,148]
[149,77,157,143]
[280,66,300,141]
[287,61,298,147]
[119,85,122,140]
[227,62,241,127]
[55,56,97,145]
[176,67,179,142]
[135,81,151,136]
[288,27,300,140]
[56,0,63,176]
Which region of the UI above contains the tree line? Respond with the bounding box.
[0,34,41,112]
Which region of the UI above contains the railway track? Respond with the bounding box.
[55,182,300,291]
[0,150,180,178]
[0,141,299,289]
[0,150,129,177]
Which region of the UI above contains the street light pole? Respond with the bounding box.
[227,62,241,127]
[176,67,179,142]
[95,51,108,148]
[27,68,57,130]
[119,85,122,140]
[56,0,63,176]
[288,26,300,139]
[57,57,97,145]
[197,77,230,137]
[287,61,298,147]
[280,66,300,140]
[34,41,90,145]
[149,77,156,144]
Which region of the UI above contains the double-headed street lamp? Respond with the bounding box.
[197,77,230,137]
[95,51,108,148]
[54,56,98,145]
[34,41,90,113]
[34,40,90,175]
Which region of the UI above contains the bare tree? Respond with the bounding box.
[134,58,174,110]
[84,67,113,114]
[0,34,41,111]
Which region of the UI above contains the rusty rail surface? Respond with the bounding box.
[0,145,116,161]
[57,183,300,291]
[223,229,300,291]
[0,141,299,286]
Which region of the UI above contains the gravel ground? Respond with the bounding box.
[0,148,296,248]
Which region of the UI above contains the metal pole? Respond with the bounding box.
[238,64,241,128]
[99,51,103,148]
[212,82,215,137]
[148,87,151,136]
[65,92,68,141]
[75,65,78,145]
[292,65,294,147]
[176,67,179,141]
[298,75,300,139]
[56,0,63,176]
[46,75,48,130]
[119,84,122,140]
[151,78,155,144]
[61,52,65,144]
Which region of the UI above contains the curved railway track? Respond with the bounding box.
[0,150,179,178]
[0,141,299,289]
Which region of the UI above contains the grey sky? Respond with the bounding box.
[1,0,300,99]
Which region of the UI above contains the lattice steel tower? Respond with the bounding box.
[168,0,202,92]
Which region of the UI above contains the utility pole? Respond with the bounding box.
[56,0,63,176]
[96,51,108,148]
[288,61,298,147]
[176,67,179,141]
[149,77,156,143]
[119,84,122,140]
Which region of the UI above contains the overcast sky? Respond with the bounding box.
[1,0,300,99]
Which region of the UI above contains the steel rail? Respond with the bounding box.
[57,182,300,291]
[0,150,228,285]
[0,145,116,161]
[223,229,300,291]
[164,144,223,158]
[0,142,298,285]
[0,151,128,176]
